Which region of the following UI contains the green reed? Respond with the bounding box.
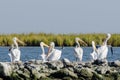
[0,33,119,47]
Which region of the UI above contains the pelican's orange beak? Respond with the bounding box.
[79,38,87,46]
[16,38,25,46]
[40,42,49,47]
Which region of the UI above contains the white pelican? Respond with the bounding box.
[90,41,98,60]
[90,33,111,60]
[40,42,49,62]
[97,33,111,60]
[74,37,87,61]
[8,37,24,62]
[46,42,62,61]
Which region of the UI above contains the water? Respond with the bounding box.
[0,47,120,62]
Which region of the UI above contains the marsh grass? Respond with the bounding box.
[0,33,119,47]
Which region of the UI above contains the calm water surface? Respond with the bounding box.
[0,47,119,62]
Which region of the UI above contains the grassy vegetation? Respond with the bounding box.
[0,33,119,47]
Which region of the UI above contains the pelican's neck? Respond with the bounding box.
[13,40,19,49]
[47,42,55,57]
[92,41,96,51]
[49,47,54,52]
[41,45,45,54]
[50,42,55,51]
[103,35,111,45]
[76,41,80,47]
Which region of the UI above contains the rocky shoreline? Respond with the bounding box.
[0,59,120,80]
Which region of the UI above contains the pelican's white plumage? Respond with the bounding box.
[8,37,24,62]
[74,47,83,61]
[97,33,111,60]
[90,33,111,60]
[90,41,98,60]
[74,37,87,61]
[46,42,62,61]
[40,42,49,62]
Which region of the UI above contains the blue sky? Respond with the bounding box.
[0,0,120,34]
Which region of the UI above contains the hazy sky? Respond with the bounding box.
[0,0,120,34]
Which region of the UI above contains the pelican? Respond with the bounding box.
[40,42,49,62]
[74,37,87,61]
[97,33,111,60]
[90,41,98,60]
[90,33,111,60]
[46,42,62,61]
[8,37,24,62]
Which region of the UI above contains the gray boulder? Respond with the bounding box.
[0,62,12,77]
